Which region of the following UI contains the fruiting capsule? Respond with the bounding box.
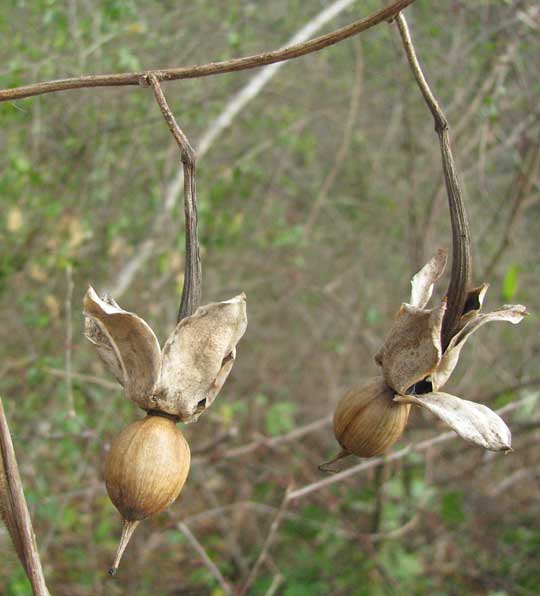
[323,377,410,468]
[104,414,190,575]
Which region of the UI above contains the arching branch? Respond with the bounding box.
[0,0,415,103]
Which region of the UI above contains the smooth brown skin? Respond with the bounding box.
[105,415,190,521]
[334,377,410,458]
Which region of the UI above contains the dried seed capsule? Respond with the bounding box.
[105,414,190,575]
[330,377,410,462]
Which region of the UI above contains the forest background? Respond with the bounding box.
[1,0,539,594]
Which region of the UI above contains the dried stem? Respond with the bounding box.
[0,0,415,104]
[396,13,472,350]
[148,74,202,322]
[0,397,50,596]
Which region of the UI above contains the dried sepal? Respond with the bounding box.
[83,287,161,409]
[410,248,448,309]
[395,392,512,452]
[378,300,446,395]
[84,292,125,385]
[432,303,528,390]
[153,294,248,422]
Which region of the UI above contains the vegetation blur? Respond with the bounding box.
[1,0,539,594]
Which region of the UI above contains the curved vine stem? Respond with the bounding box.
[396,13,471,350]
[147,74,202,322]
[0,0,415,104]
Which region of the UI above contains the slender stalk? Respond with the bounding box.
[0,0,415,103]
[396,13,471,350]
[148,74,202,322]
[108,519,140,576]
[0,398,50,596]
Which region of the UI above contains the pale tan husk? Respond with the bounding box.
[333,377,410,458]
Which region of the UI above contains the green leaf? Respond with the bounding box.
[502,265,519,302]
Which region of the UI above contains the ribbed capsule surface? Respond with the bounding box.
[105,415,190,521]
[333,377,410,458]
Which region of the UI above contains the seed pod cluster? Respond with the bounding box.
[105,414,191,576]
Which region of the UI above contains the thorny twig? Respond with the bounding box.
[0,398,50,596]
[0,0,416,104]
[396,13,472,351]
[148,74,202,322]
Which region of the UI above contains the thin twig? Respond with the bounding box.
[219,415,332,460]
[44,366,119,390]
[148,74,202,321]
[304,38,363,237]
[237,485,292,596]
[265,573,285,596]
[396,13,472,350]
[0,0,416,104]
[178,522,232,596]
[484,140,540,278]
[65,264,76,417]
[289,395,534,502]
[0,398,50,596]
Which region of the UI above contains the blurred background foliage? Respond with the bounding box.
[1,0,539,594]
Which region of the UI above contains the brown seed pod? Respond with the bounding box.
[105,414,190,576]
[324,377,410,466]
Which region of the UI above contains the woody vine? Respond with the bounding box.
[0,2,529,594]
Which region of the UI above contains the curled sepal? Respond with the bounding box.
[84,292,125,385]
[410,249,447,309]
[378,301,446,395]
[83,287,161,409]
[153,294,248,422]
[395,392,512,452]
[432,304,528,390]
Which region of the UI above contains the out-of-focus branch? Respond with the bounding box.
[0,398,50,596]
[178,522,232,596]
[0,0,415,103]
[148,74,202,321]
[237,486,292,596]
[484,140,540,278]
[396,13,471,351]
